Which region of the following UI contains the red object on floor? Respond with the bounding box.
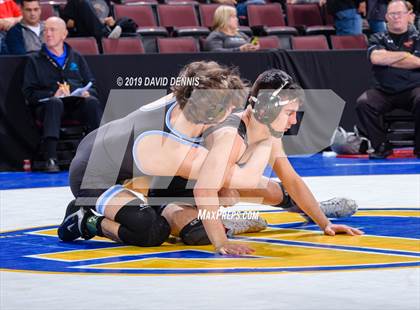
[336,149,416,159]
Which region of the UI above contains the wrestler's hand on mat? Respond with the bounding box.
[216,241,255,255]
[323,223,364,236]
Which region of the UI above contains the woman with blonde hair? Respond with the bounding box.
[204,5,260,52]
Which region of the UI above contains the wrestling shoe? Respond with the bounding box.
[319,197,358,218]
[222,214,268,236]
[57,200,95,241]
[302,197,358,222]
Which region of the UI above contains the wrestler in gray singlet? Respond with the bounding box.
[69,98,206,205]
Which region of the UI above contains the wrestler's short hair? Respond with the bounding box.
[250,69,302,101]
[172,61,248,124]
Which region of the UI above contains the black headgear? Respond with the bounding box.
[250,71,299,138]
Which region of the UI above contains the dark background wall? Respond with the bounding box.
[0,49,373,170]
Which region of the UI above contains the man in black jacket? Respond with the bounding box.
[62,0,136,40]
[356,0,420,159]
[23,16,102,172]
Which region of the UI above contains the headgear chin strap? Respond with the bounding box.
[268,125,284,138]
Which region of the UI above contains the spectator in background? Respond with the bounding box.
[327,0,365,35]
[366,0,388,33]
[211,0,265,26]
[356,0,420,159]
[5,0,43,55]
[407,0,419,29]
[23,17,102,172]
[406,1,418,28]
[62,0,136,41]
[0,0,22,53]
[205,5,260,52]
[0,0,21,29]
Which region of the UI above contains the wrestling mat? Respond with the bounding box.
[1,209,419,275]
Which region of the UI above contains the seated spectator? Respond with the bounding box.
[204,5,260,52]
[5,0,43,55]
[0,0,22,54]
[22,17,103,172]
[356,0,420,159]
[62,0,137,40]
[0,0,21,29]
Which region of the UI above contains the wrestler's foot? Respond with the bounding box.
[57,200,95,241]
[223,215,268,236]
[319,197,358,218]
[301,197,358,222]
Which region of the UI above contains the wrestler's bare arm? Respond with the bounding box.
[193,129,256,254]
[134,129,272,188]
[133,128,263,254]
[270,139,363,235]
[269,139,330,229]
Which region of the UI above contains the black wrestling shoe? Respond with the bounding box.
[369,143,392,159]
[57,200,95,241]
[57,200,82,241]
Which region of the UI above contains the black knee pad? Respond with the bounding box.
[115,199,170,247]
[179,218,211,246]
[115,199,154,231]
[117,218,170,247]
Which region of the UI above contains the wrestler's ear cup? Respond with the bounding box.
[252,91,282,125]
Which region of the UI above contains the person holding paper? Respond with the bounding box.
[22,17,102,172]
